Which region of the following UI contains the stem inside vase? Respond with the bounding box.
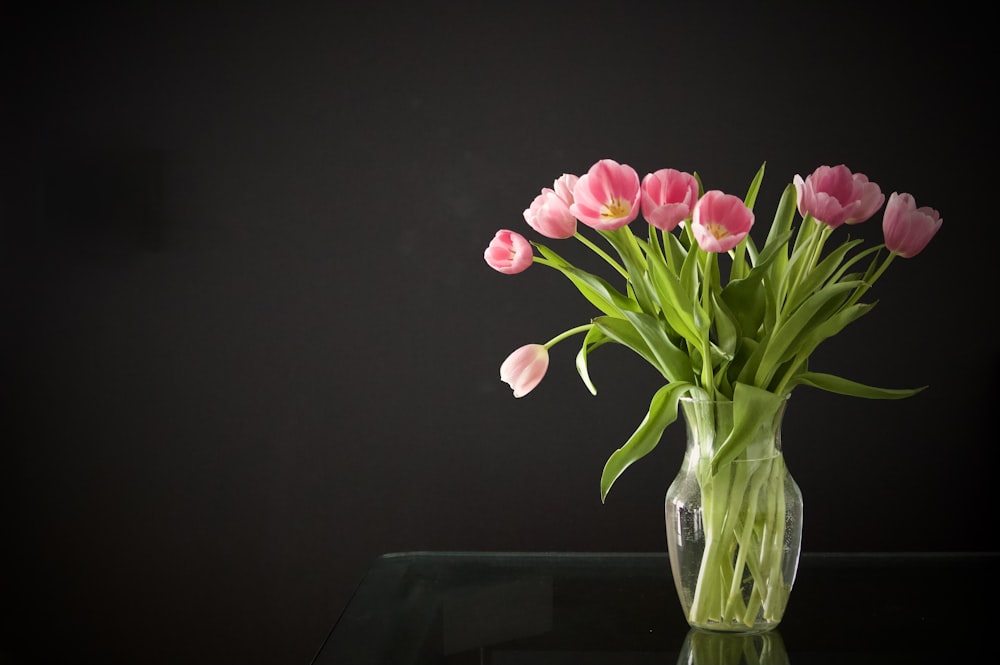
[666,396,802,632]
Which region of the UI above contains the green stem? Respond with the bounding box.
[698,251,716,399]
[784,223,831,315]
[543,324,593,349]
[779,215,817,308]
[690,466,727,622]
[723,462,755,617]
[648,225,664,267]
[686,403,790,629]
[761,455,789,620]
[690,455,790,628]
[843,250,896,310]
[574,232,629,279]
[806,224,832,271]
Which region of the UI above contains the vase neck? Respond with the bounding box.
[680,398,787,463]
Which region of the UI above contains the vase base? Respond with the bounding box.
[687,620,781,635]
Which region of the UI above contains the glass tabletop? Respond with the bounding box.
[311,551,997,664]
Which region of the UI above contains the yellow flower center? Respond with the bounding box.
[600,197,631,220]
[706,222,731,239]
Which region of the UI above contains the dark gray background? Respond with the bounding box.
[2,2,996,663]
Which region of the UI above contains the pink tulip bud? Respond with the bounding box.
[484,229,533,274]
[793,164,885,228]
[569,159,641,231]
[640,168,699,232]
[882,192,942,258]
[691,190,754,253]
[523,174,579,239]
[499,343,549,398]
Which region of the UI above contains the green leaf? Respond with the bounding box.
[664,231,688,271]
[600,381,695,501]
[563,266,641,317]
[731,163,768,275]
[719,232,791,339]
[704,250,722,298]
[790,212,818,259]
[575,325,609,396]
[601,228,657,314]
[710,383,788,473]
[760,183,796,298]
[862,246,885,282]
[720,276,765,340]
[730,236,750,281]
[711,290,740,357]
[743,162,766,211]
[763,184,797,260]
[693,171,705,197]
[784,239,863,313]
[680,239,701,311]
[620,310,695,383]
[645,239,702,347]
[752,280,863,387]
[831,243,881,285]
[593,316,664,378]
[726,336,758,393]
[781,213,819,303]
[793,302,874,361]
[534,243,640,317]
[792,371,926,399]
[742,234,760,267]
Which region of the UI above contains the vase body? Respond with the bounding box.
[665,396,802,633]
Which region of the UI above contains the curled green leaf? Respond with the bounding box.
[601,381,695,502]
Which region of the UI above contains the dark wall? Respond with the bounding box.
[2,2,996,663]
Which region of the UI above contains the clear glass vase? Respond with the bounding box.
[665,395,803,633]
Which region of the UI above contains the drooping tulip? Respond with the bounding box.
[793,164,885,228]
[882,192,942,258]
[523,174,579,239]
[640,168,699,231]
[569,159,641,231]
[500,343,549,398]
[691,190,754,253]
[484,229,533,274]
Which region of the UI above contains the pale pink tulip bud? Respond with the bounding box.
[882,192,942,258]
[523,174,579,239]
[793,164,885,228]
[640,168,699,232]
[569,159,641,231]
[691,190,754,253]
[499,343,549,398]
[484,229,533,274]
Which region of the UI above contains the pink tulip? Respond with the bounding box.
[484,229,533,274]
[569,159,641,231]
[523,174,579,239]
[691,190,754,253]
[640,168,699,231]
[793,164,885,228]
[882,192,942,258]
[500,343,549,398]
[552,173,578,208]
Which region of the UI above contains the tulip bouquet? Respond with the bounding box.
[484,158,942,629]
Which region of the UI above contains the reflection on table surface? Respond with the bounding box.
[678,630,787,665]
[312,551,996,664]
